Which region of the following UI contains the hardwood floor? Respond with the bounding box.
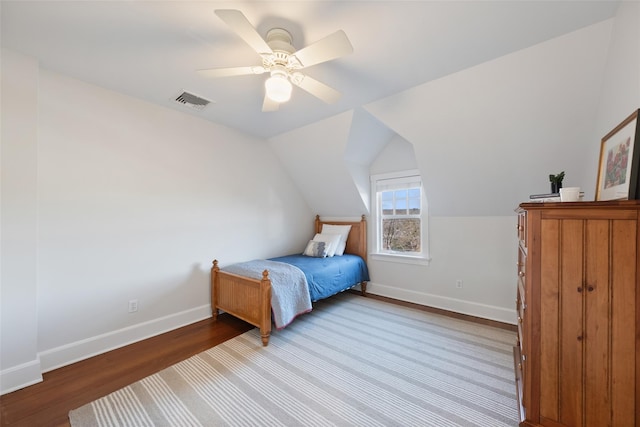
[0,314,252,427]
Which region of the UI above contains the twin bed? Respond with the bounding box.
[211,215,369,346]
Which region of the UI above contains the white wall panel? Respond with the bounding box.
[0,49,43,393]
[269,111,368,217]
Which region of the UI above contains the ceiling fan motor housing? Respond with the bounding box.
[263,28,300,70]
[266,28,294,52]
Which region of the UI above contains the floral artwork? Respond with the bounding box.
[604,137,631,189]
[596,110,639,201]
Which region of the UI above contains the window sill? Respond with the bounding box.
[369,253,431,266]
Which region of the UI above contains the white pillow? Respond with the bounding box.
[312,233,341,257]
[302,240,330,258]
[321,224,352,256]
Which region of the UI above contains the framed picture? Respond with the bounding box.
[595,109,640,201]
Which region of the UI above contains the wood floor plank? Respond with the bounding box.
[0,314,252,427]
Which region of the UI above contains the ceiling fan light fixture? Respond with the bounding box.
[206,10,352,107]
[265,73,292,103]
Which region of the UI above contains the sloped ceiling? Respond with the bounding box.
[0,1,619,139]
[365,20,614,216]
[1,1,625,218]
[268,111,370,217]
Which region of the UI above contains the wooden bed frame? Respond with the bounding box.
[211,215,368,346]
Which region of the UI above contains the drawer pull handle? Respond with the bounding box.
[588,286,594,292]
[518,316,523,324]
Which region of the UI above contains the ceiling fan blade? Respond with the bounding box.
[262,94,280,112]
[291,74,342,104]
[215,10,273,56]
[293,30,353,68]
[197,66,266,78]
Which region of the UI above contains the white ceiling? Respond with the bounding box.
[1,1,620,139]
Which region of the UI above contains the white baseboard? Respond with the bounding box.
[364,282,517,325]
[0,358,43,395]
[39,304,212,374]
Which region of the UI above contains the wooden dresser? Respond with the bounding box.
[515,201,640,427]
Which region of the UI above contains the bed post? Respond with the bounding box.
[360,282,368,296]
[260,269,272,346]
[315,214,321,234]
[360,214,367,263]
[359,215,368,297]
[211,260,219,321]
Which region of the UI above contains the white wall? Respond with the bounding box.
[369,136,516,322]
[359,19,617,324]
[1,52,313,393]
[590,1,640,182]
[1,49,43,392]
[368,216,517,321]
[269,111,369,217]
[369,135,418,175]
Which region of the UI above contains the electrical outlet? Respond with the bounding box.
[456,280,463,289]
[128,299,138,313]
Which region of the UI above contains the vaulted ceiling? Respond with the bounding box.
[1,1,619,139]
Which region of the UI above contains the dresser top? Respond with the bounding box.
[518,200,640,211]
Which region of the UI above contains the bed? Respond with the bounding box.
[211,215,369,346]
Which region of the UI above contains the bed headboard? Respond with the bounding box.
[314,215,367,262]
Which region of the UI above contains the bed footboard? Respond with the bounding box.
[211,260,272,346]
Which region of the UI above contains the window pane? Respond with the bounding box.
[373,172,425,258]
[382,218,421,252]
[408,188,420,198]
[394,189,407,199]
[381,200,393,210]
[408,187,421,215]
[381,191,393,215]
[408,197,420,214]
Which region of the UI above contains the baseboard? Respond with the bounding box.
[39,304,212,373]
[0,358,43,395]
[363,282,517,325]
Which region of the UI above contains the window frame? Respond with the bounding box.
[370,170,430,265]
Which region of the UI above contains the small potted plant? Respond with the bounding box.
[549,171,565,194]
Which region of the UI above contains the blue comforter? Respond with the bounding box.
[269,254,370,302]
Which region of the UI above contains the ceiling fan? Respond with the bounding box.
[198,9,353,112]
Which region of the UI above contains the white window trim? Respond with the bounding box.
[370,170,431,265]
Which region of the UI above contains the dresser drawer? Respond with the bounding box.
[513,344,525,422]
[516,284,525,351]
[517,248,526,286]
[517,211,527,249]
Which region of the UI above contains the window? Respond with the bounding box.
[371,170,429,264]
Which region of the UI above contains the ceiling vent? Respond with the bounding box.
[174,91,212,111]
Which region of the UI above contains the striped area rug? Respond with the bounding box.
[69,293,519,426]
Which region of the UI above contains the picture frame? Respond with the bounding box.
[595,109,640,201]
